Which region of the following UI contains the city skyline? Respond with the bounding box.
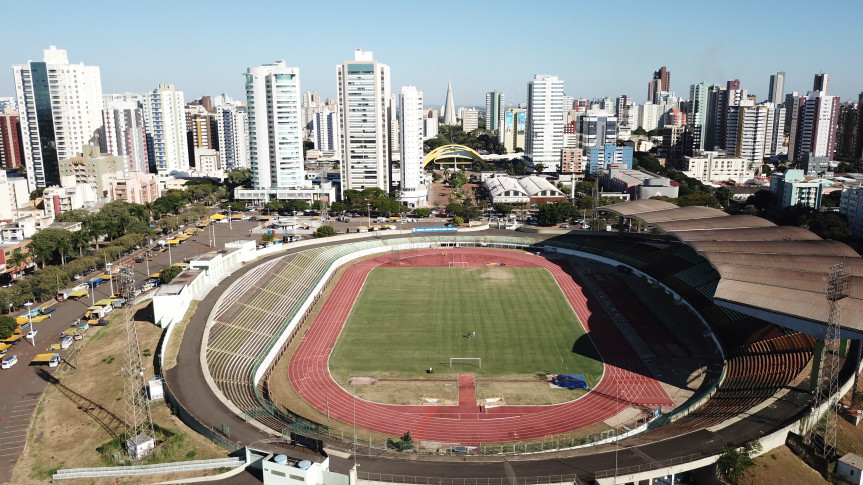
[1,0,862,107]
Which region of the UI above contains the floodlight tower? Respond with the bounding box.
[120,265,155,459]
[808,263,849,458]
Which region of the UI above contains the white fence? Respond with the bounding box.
[52,457,244,480]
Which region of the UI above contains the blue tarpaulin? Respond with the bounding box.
[552,374,587,389]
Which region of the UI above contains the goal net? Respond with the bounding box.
[450,357,481,368]
[448,261,469,267]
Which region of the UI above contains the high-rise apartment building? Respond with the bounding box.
[706,80,747,150]
[835,101,860,160]
[788,90,839,161]
[486,90,505,138]
[688,82,720,151]
[462,108,479,132]
[503,108,525,153]
[312,111,339,154]
[525,75,565,172]
[813,73,830,95]
[246,61,303,190]
[577,113,618,149]
[399,86,426,207]
[725,102,774,166]
[102,93,149,174]
[768,104,787,157]
[337,50,391,195]
[185,104,218,167]
[768,72,785,104]
[648,66,670,103]
[215,104,250,170]
[13,46,104,188]
[142,83,189,175]
[0,112,24,170]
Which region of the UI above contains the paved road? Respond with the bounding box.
[166,229,824,483]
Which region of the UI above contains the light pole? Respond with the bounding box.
[24,302,34,346]
[106,261,115,297]
[366,203,371,227]
[168,243,173,266]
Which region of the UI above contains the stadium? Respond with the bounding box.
[167,199,863,483]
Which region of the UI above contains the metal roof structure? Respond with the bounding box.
[601,199,863,338]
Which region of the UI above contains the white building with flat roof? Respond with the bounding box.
[526,75,565,172]
[142,83,189,176]
[216,104,250,170]
[680,151,754,183]
[337,50,391,196]
[399,86,427,207]
[13,46,104,188]
[246,62,303,192]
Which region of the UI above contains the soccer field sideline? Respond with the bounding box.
[328,266,604,384]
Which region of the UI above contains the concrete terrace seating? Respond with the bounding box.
[205,241,389,414]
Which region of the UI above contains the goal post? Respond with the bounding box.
[449,357,481,368]
[448,261,469,267]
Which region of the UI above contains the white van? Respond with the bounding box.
[1,355,17,369]
[61,336,74,349]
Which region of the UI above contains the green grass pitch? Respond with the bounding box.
[328,266,603,384]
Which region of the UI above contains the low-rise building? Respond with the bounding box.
[58,145,126,196]
[560,148,587,173]
[679,151,755,183]
[105,171,160,205]
[483,176,529,205]
[836,453,863,485]
[599,164,678,200]
[840,185,863,238]
[770,169,826,209]
[42,183,99,219]
[234,180,337,206]
[588,144,633,174]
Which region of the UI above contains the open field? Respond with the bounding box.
[10,302,227,485]
[329,266,603,384]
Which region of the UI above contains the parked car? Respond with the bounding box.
[26,330,38,339]
[1,354,17,369]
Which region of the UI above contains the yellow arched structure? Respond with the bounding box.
[423,144,483,168]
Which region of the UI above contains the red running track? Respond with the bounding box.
[288,248,672,444]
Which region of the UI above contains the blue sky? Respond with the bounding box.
[2,0,861,107]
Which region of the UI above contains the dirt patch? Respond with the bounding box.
[162,300,199,370]
[348,380,459,405]
[746,445,829,485]
[10,303,227,485]
[348,376,377,386]
[479,381,587,405]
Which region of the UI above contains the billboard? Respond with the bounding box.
[411,227,458,233]
[504,111,514,139]
[516,111,526,135]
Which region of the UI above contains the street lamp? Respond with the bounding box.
[168,242,173,266]
[106,261,115,297]
[24,302,34,346]
[366,203,371,227]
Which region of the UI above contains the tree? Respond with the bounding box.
[221,201,245,212]
[261,233,274,243]
[716,440,762,484]
[159,265,183,284]
[0,315,17,340]
[330,202,350,214]
[226,168,252,189]
[29,187,45,200]
[449,171,468,191]
[537,202,574,226]
[313,225,336,238]
[494,203,513,215]
[386,431,414,452]
[533,163,546,173]
[8,250,29,271]
[411,208,432,217]
[452,216,464,226]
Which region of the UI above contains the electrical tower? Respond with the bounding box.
[808,263,849,458]
[119,265,155,459]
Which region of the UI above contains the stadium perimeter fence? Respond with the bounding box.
[206,236,720,462]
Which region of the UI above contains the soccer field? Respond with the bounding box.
[328,266,603,384]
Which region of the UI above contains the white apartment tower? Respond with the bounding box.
[399,85,425,206]
[246,62,303,189]
[525,75,565,172]
[142,83,189,175]
[13,46,104,188]
[768,72,785,104]
[313,111,339,154]
[725,102,775,166]
[102,93,149,175]
[337,50,391,195]
[216,104,250,170]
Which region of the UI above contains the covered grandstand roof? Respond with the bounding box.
[601,199,863,334]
